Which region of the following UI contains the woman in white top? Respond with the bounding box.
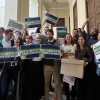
[61,33,76,100]
[61,34,76,59]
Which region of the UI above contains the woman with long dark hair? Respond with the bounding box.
[75,35,96,100]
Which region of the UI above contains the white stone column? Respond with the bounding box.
[4,0,18,28]
[29,0,39,17]
[17,0,29,22]
[0,0,5,27]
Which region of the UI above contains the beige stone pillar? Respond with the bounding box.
[4,0,18,28]
[29,0,39,17]
[38,0,42,18]
[38,0,49,34]
[17,0,29,22]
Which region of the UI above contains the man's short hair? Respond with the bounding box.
[46,29,54,35]
[44,26,49,29]
[5,29,13,34]
[73,28,78,32]
[0,27,5,32]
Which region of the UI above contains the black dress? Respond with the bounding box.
[75,46,97,100]
[22,59,44,100]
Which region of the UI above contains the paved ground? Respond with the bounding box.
[40,92,67,100]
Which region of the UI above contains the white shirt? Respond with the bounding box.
[32,57,42,61]
[2,38,11,48]
[62,44,77,82]
[61,44,76,59]
[24,43,33,45]
[48,38,55,42]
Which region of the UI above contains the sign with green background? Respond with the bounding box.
[0,47,18,62]
[57,27,67,38]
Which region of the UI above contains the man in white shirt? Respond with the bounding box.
[0,29,15,100]
[2,29,14,47]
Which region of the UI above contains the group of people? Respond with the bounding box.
[0,18,100,100]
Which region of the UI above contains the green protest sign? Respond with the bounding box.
[57,27,67,38]
[93,41,100,60]
[25,17,41,28]
[44,13,58,26]
[0,47,18,62]
[7,19,24,32]
[40,44,61,59]
[21,45,40,59]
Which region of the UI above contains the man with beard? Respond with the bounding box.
[72,28,79,44]
[43,29,62,100]
[81,18,98,46]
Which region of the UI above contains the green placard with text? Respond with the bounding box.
[57,27,67,38]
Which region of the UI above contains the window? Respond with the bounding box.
[0,0,5,27]
[29,0,39,34]
[29,0,38,17]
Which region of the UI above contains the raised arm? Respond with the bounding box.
[81,18,90,31]
[35,20,47,33]
[41,20,47,27]
[22,26,28,40]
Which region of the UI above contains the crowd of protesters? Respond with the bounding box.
[0,18,100,100]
